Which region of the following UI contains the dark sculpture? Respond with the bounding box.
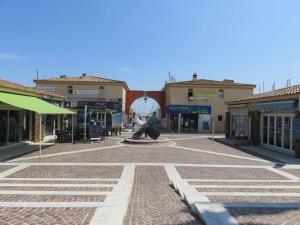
[132,114,160,140]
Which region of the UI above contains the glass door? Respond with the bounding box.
[269,116,275,146]
[9,110,20,143]
[276,116,283,148]
[263,116,268,144]
[284,117,291,150]
[262,114,294,151]
[0,110,8,146]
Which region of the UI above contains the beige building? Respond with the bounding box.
[162,73,256,133]
[34,74,129,129]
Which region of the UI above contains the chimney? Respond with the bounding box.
[60,75,67,78]
[192,72,198,81]
[82,73,87,77]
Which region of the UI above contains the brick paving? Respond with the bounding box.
[208,196,300,203]
[8,165,123,178]
[189,181,300,185]
[22,145,270,165]
[0,207,95,225]
[281,169,300,177]
[14,138,121,159]
[196,187,300,193]
[0,180,118,184]
[123,166,203,225]
[0,186,113,192]
[228,208,300,225]
[0,166,14,173]
[177,167,286,180]
[174,138,262,159]
[1,133,300,224]
[0,194,106,202]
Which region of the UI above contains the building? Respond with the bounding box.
[226,85,300,157]
[162,73,256,133]
[34,74,129,129]
[0,79,72,147]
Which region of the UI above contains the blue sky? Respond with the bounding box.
[1,0,300,92]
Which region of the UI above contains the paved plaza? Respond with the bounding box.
[0,134,300,225]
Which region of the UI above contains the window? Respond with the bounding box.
[68,86,73,94]
[218,89,224,98]
[218,115,223,122]
[231,115,249,138]
[99,86,105,96]
[188,88,193,101]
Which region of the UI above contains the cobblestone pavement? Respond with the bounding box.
[0,166,14,173]
[17,144,271,165]
[0,134,299,224]
[8,165,123,178]
[177,166,286,180]
[0,207,95,225]
[228,208,300,225]
[123,166,202,225]
[281,169,300,177]
[173,164,300,225]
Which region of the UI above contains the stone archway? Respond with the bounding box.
[125,90,165,125]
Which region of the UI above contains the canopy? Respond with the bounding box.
[0,92,76,115]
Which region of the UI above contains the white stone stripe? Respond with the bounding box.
[0,183,115,188]
[0,202,107,208]
[199,192,300,197]
[0,165,29,178]
[186,179,297,182]
[267,167,299,181]
[168,136,223,141]
[11,145,122,162]
[164,165,239,225]
[171,145,268,163]
[194,203,239,225]
[278,165,300,169]
[205,202,300,209]
[193,185,300,189]
[0,178,119,181]
[89,165,136,225]
[0,190,111,196]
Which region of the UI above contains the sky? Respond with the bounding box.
[1,0,300,92]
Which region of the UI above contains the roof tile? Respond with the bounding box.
[229,85,300,103]
[34,75,129,89]
[0,79,66,100]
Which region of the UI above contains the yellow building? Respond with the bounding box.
[162,73,256,133]
[34,74,129,129]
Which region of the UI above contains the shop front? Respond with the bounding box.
[0,88,73,147]
[227,90,300,158]
[167,105,211,133]
[258,101,298,153]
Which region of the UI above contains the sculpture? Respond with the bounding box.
[132,114,160,140]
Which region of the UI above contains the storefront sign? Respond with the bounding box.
[167,105,211,114]
[194,91,217,98]
[256,101,298,113]
[78,100,122,111]
[294,119,300,139]
[73,89,99,95]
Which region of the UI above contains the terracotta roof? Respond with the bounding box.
[229,85,300,104]
[163,79,256,90]
[34,74,129,90]
[0,79,66,100]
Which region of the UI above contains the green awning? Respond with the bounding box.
[0,92,76,115]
